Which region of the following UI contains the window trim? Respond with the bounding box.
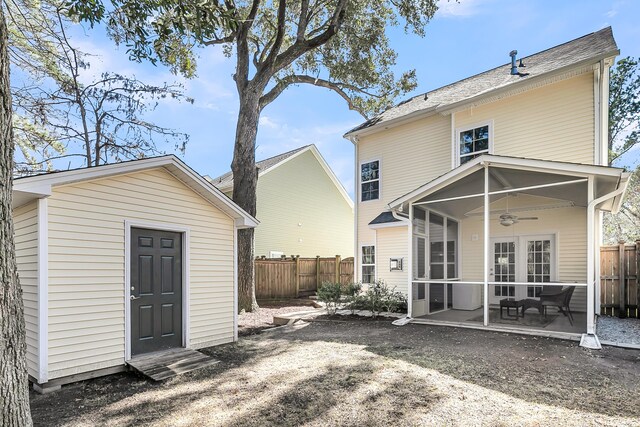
[359,158,381,202]
[360,244,376,284]
[454,120,494,167]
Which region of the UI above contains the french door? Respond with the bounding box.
[490,234,555,304]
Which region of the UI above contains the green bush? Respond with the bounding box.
[342,282,363,314]
[317,282,342,315]
[364,280,407,318]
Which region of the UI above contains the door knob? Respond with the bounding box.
[130,295,141,300]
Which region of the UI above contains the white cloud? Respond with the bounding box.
[437,0,486,17]
[259,116,280,129]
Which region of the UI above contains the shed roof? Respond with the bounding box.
[345,27,618,138]
[13,155,258,228]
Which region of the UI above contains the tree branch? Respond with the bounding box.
[259,74,367,116]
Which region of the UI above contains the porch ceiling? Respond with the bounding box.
[403,158,624,220]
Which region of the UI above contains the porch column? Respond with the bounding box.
[586,176,596,334]
[407,203,413,318]
[483,164,489,326]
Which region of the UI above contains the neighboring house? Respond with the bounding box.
[344,27,630,340]
[12,156,257,392]
[208,144,354,258]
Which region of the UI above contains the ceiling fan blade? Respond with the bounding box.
[518,217,538,220]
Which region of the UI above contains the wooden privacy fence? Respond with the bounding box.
[255,255,354,299]
[600,240,640,318]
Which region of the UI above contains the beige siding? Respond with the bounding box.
[254,149,353,258]
[460,195,587,310]
[455,72,595,164]
[375,227,409,294]
[46,168,235,379]
[14,201,39,379]
[356,114,451,278]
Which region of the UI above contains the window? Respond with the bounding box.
[361,245,375,284]
[527,239,551,297]
[458,124,490,165]
[361,160,380,201]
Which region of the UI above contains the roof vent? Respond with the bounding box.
[509,50,518,75]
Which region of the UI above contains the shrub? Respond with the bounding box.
[317,282,342,315]
[342,282,363,314]
[364,280,406,318]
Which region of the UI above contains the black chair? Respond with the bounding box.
[540,286,576,325]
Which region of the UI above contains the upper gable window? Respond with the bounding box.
[458,124,491,165]
[361,160,380,201]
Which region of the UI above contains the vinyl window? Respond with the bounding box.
[361,245,375,284]
[361,160,380,201]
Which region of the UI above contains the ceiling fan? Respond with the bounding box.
[499,212,538,227]
[498,194,538,226]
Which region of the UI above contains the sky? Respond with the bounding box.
[38,0,640,197]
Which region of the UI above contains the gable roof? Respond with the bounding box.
[209,145,311,190]
[206,144,354,209]
[345,27,619,138]
[13,155,259,228]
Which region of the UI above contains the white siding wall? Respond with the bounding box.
[254,150,354,257]
[13,201,39,379]
[356,114,451,281]
[375,226,409,294]
[46,168,236,379]
[454,72,595,164]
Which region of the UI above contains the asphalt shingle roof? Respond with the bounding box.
[208,145,312,189]
[345,27,618,136]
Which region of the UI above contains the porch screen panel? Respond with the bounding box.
[494,242,515,297]
[429,213,444,280]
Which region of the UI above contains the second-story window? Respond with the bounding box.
[361,160,380,201]
[459,124,490,165]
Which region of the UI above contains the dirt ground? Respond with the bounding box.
[30,318,640,426]
[238,299,318,335]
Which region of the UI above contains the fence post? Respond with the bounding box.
[335,255,341,283]
[295,256,300,297]
[618,240,626,318]
[316,256,321,290]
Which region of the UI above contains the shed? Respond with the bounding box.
[12,156,258,392]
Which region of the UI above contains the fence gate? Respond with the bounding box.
[600,240,640,318]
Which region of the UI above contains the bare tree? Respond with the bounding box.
[7,0,193,174]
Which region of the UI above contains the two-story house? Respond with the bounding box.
[344,27,630,342]
[208,144,354,258]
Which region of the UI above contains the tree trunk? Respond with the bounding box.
[0,7,33,426]
[232,89,260,312]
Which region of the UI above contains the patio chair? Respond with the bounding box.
[540,286,576,325]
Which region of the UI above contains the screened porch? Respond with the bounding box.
[390,155,628,338]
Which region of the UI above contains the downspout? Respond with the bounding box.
[348,136,359,283]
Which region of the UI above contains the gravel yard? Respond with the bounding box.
[597,316,640,346]
[30,318,640,426]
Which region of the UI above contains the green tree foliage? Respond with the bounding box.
[67,0,439,311]
[609,56,640,165]
[604,57,640,243]
[603,167,639,244]
[7,0,192,173]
